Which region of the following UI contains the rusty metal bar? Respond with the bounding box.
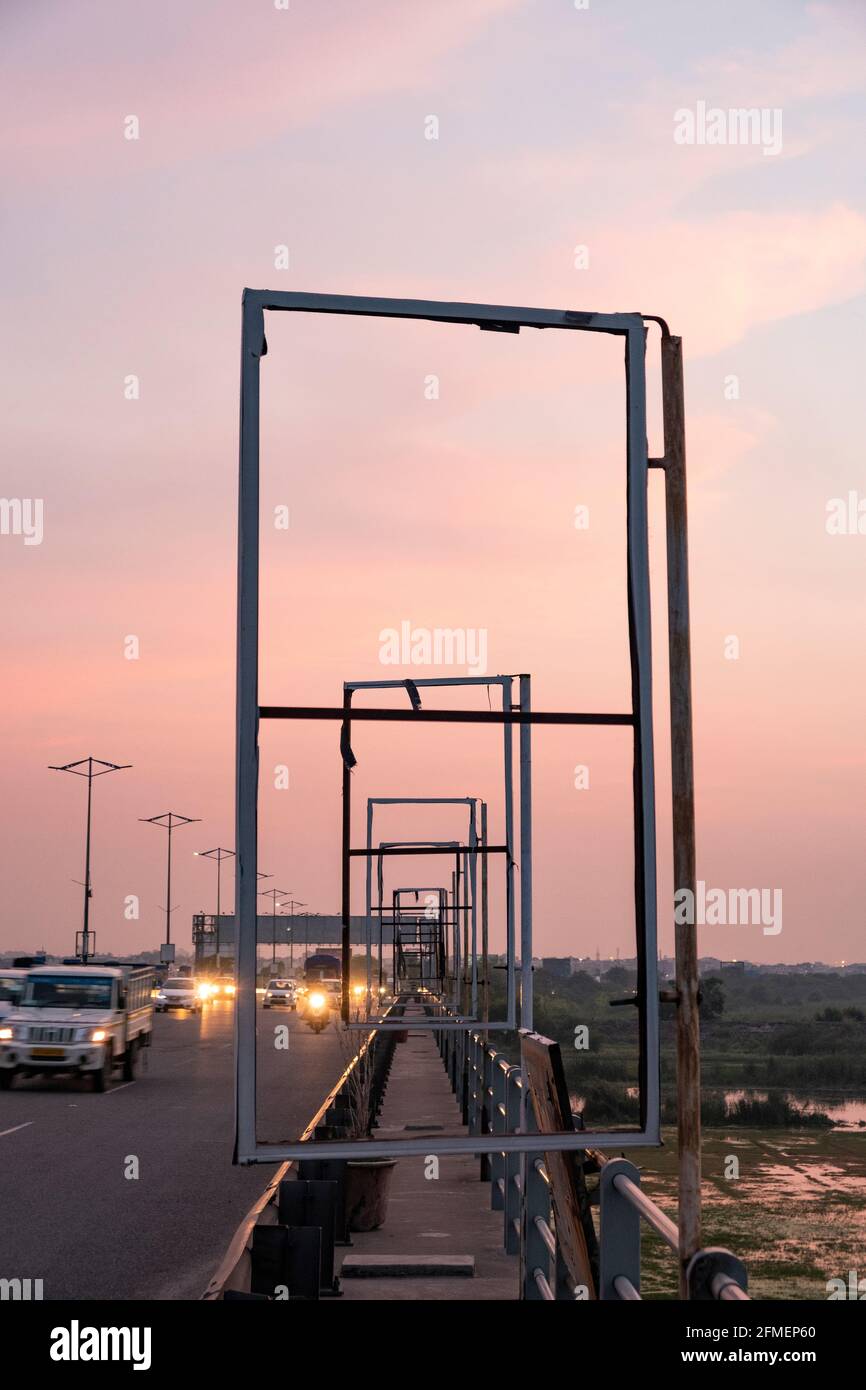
[260,706,632,725]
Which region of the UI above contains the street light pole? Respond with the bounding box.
[258,887,289,969]
[194,848,235,971]
[283,900,307,973]
[49,756,131,962]
[140,812,200,957]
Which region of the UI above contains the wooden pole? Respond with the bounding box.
[660,333,701,1295]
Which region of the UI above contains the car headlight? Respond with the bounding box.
[91,1029,107,1043]
[0,1026,12,1041]
[196,984,210,1000]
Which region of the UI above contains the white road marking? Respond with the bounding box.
[0,1121,33,1139]
[103,1083,135,1096]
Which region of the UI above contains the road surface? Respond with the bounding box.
[0,1000,343,1299]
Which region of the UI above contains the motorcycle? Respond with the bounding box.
[304,989,329,1034]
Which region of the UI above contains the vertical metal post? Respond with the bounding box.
[522,1153,550,1300]
[518,675,533,1030]
[503,1068,521,1254]
[503,677,516,1025]
[235,291,264,1163]
[481,801,489,1026]
[82,764,93,962]
[340,688,352,1022]
[365,800,373,1012]
[468,805,478,1016]
[215,853,222,969]
[599,1159,642,1299]
[165,819,173,947]
[462,849,471,1016]
[625,324,660,1141]
[468,1034,479,1136]
[453,861,461,1006]
[661,332,700,1293]
[479,1042,493,1180]
[490,1060,506,1210]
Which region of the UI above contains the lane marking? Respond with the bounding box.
[0,1121,33,1139]
[102,1083,135,1096]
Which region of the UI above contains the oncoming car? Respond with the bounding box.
[262,978,296,1010]
[210,975,237,1001]
[155,977,205,1013]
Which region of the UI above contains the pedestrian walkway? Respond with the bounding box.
[336,1012,517,1300]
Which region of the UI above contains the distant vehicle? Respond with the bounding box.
[0,963,154,1091]
[0,969,26,1023]
[155,977,204,1013]
[304,952,341,984]
[303,988,330,1033]
[209,975,237,1001]
[263,978,296,1010]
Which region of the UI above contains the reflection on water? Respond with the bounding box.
[572,1087,866,1126]
[750,1158,866,1202]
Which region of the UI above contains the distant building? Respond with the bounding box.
[541,957,572,978]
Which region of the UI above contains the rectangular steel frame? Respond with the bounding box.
[345,676,521,1024]
[360,794,509,1027]
[236,290,664,1163]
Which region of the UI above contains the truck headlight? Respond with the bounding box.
[0,1026,12,1041]
[91,1029,107,1043]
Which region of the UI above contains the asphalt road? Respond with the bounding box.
[0,1000,344,1300]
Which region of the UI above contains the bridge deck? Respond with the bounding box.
[337,1014,517,1300]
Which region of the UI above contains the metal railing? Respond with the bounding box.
[437,1021,750,1302]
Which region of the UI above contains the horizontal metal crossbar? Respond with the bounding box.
[350,845,508,858]
[244,288,642,337]
[259,706,633,725]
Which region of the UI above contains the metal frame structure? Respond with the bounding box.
[344,677,521,1022]
[359,795,507,1027]
[235,293,694,1206]
[364,800,477,1015]
[390,887,449,997]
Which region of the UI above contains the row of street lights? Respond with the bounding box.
[49,754,297,968]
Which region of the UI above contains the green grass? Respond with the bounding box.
[619,1128,866,1300]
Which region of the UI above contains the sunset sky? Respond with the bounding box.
[2,0,864,966]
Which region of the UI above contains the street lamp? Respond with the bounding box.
[49,756,131,962]
[194,847,235,971]
[258,887,290,969]
[139,812,200,959]
[282,900,306,972]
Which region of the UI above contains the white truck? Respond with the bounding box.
[0,967,26,1023]
[0,962,154,1092]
